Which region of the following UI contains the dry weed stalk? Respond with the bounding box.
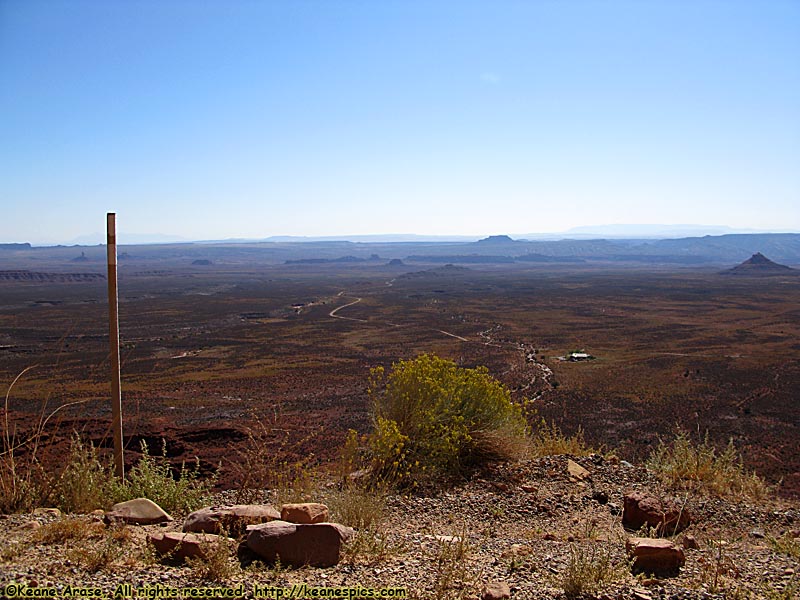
[694,537,744,595]
[2,367,97,512]
[430,524,482,600]
[229,408,322,505]
[1,366,48,512]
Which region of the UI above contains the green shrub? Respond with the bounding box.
[55,434,116,513]
[47,436,214,515]
[647,430,770,500]
[110,440,214,515]
[367,354,528,487]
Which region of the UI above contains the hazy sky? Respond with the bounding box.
[1,0,798,244]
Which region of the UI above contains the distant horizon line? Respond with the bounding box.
[7,225,800,248]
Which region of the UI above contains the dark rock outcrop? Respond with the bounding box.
[723,253,797,276]
[0,270,105,282]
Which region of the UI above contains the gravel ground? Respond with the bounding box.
[1,455,798,599]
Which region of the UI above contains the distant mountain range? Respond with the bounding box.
[3,232,800,268]
[555,224,777,238]
[64,233,190,246]
[22,224,797,247]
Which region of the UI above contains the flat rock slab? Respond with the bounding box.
[184,504,280,535]
[622,491,691,535]
[280,502,329,524]
[105,498,173,525]
[482,581,511,600]
[626,537,686,573]
[148,532,231,561]
[247,520,353,567]
[567,459,590,481]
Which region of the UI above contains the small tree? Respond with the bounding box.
[367,354,528,487]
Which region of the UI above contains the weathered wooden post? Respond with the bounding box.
[107,212,124,478]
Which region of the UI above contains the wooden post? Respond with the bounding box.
[107,213,124,479]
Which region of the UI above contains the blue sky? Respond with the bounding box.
[1,0,798,244]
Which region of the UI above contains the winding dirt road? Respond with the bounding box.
[328,296,367,322]
[327,292,554,399]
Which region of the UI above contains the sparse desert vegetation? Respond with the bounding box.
[1,253,799,597]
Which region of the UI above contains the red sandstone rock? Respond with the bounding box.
[183,504,280,535]
[246,520,354,567]
[622,491,691,535]
[626,537,686,572]
[280,502,329,524]
[148,532,231,560]
[481,581,511,600]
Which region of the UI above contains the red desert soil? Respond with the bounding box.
[1,263,799,497]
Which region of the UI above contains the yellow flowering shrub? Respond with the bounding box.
[368,354,528,487]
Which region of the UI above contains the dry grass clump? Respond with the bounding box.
[340,519,397,566]
[0,455,46,514]
[692,536,750,596]
[32,518,133,573]
[0,449,45,513]
[186,535,239,582]
[529,420,594,458]
[68,525,131,573]
[770,532,800,560]
[329,432,398,565]
[326,483,387,531]
[431,525,480,600]
[761,578,799,600]
[33,517,105,544]
[646,430,770,500]
[559,541,627,599]
[0,540,23,562]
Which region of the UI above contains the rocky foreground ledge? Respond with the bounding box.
[1,455,798,599]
